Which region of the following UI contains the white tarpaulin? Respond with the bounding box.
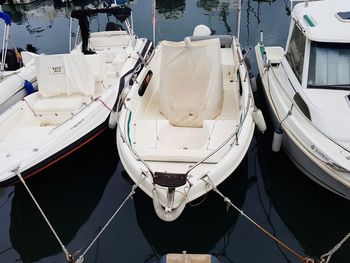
[35,53,96,97]
[159,38,223,127]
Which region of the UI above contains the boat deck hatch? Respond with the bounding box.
[336,12,350,22]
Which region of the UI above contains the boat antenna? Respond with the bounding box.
[152,0,156,47]
[236,0,242,41]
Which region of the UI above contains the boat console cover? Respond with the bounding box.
[159,38,223,128]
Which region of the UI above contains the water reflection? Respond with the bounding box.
[9,129,117,262]
[156,0,185,19]
[196,0,239,34]
[134,159,248,262]
[255,88,350,262]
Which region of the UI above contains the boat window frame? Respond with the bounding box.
[285,22,307,85]
[306,41,350,90]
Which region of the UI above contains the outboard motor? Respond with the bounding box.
[0,48,23,71]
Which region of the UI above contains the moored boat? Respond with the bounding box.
[116,22,265,221]
[0,5,152,185]
[255,0,350,199]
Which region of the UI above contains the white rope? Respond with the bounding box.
[203,175,313,263]
[14,168,74,262]
[320,232,350,263]
[75,176,145,263]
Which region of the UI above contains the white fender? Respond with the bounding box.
[249,73,257,93]
[272,128,283,152]
[108,110,118,129]
[252,108,266,134]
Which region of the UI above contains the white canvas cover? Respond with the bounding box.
[35,53,95,97]
[159,38,223,127]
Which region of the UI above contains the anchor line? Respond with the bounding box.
[203,175,315,263]
[14,169,74,263]
[14,167,144,263]
[320,232,350,263]
[75,177,145,263]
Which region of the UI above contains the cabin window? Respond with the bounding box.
[307,42,350,90]
[286,26,306,83]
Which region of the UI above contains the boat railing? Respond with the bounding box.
[270,60,350,156]
[185,71,252,176]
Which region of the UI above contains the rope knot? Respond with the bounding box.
[224,197,231,203]
[303,258,315,263]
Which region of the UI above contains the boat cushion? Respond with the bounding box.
[159,38,223,128]
[32,94,86,113]
[89,31,131,50]
[132,119,236,163]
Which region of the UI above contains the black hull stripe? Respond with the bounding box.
[0,121,107,187]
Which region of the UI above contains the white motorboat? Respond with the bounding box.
[0,11,36,114]
[116,24,266,221]
[0,6,153,185]
[255,0,350,199]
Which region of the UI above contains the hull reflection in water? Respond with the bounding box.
[256,106,350,262]
[133,159,248,260]
[9,129,118,262]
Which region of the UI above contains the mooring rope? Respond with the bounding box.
[203,175,315,263]
[320,232,350,263]
[74,176,145,263]
[14,168,74,262]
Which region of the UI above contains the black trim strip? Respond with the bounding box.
[0,121,107,187]
[112,39,153,111]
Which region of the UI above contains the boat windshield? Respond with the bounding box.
[307,42,350,90]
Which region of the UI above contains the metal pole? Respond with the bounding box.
[152,0,156,47]
[236,0,242,41]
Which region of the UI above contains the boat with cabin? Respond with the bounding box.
[116,13,266,221]
[0,5,152,185]
[255,0,350,199]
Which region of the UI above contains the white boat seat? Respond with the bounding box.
[265,47,284,64]
[221,48,238,81]
[32,94,88,113]
[35,52,104,98]
[186,34,233,48]
[132,119,237,163]
[89,31,131,50]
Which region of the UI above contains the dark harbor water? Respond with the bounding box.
[0,0,349,262]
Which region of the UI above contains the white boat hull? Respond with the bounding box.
[0,53,37,114]
[118,35,258,221]
[0,31,150,185]
[256,44,350,200]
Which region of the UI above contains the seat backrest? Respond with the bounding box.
[35,53,96,97]
[159,38,223,128]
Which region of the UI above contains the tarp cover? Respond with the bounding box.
[35,53,95,97]
[159,38,223,127]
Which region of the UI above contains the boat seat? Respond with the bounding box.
[132,119,237,163]
[35,52,104,98]
[185,34,233,48]
[32,94,89,113]
[221,48,238,81]
[265,47,284,64]
[89,31,131,50]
